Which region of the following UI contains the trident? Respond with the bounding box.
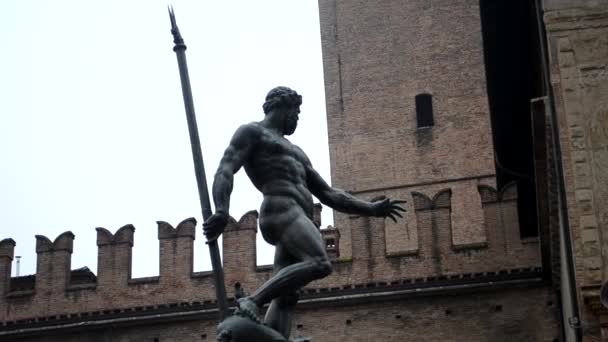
[168,6,229,321]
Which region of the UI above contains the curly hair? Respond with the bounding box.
[262,86,302,115]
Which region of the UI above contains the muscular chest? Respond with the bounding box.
[257,134,305,157]
[253,132,308,168]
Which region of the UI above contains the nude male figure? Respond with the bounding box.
[203,86,405,339]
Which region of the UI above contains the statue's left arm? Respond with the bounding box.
[306,163,405,222]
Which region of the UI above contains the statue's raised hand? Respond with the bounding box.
[203,211,229,241]
[371,196,406,223]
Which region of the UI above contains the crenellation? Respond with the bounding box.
[1,200,541,324]
[345,213,389,282]
[348,215,374,263]
[449,181,487,248]
[96,225,134,291]
[158,218,196,286]
[157,218,196,239]
[235,210,258,231]
[35,232,74,254]
[223,211,259,288]
[431,189,451,209]
[96,224,134,246]
[0,238,16,260]
[34,232,74,295]
[479,182,519,204]
[478,185,498,203]
[0,238,15,308]
[383,188,419,257]
[415,190,452,276]
[499,181,518,202]
[412,192,432,210]
[479,183,540,270]
[317,184,541,285]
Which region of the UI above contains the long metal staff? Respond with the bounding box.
[168,6,229,320]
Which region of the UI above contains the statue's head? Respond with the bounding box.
[263,86,302,135]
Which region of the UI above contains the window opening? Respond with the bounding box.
[415,93,434,128]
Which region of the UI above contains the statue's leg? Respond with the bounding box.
[250,212,332,308]
[264,292,299,338]
[264,245,299,338]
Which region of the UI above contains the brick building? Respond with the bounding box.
[1,0,607,341]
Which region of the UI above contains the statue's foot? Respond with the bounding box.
[235,297,260,323]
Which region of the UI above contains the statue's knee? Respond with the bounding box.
[279,292,299,307]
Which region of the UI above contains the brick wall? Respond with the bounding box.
[319,0,495,191]
[0,206,542,324]
[6,286,558,342]
[319,0,497,260]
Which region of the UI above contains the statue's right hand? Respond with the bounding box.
[371,196,406,223]
[203,212,229,241]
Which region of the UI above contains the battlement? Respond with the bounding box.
[1,188,540,323]
[96,224,135,246]
[317,180,540,288]
[0,239,15,302]
[0,239,15,259]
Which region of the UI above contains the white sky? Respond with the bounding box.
[0,1,332,277]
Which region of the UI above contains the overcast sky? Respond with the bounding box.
[0,1,332,277]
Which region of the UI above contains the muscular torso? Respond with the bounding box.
[243,123,314,220]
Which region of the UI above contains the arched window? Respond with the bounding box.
[415,93,434,128]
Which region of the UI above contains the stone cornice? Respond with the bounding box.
[1,267,544,338]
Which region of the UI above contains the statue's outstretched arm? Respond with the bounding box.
[307,165,406,222]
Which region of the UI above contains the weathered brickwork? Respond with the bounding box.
[6,287,558,342]
[0,208,543,321]
[294,287,559,342]
[319,0,496,260]
[0,198,557,340]
[0,239,15,301]
[542,2,608,340]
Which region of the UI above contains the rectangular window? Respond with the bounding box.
[415,93,434,128]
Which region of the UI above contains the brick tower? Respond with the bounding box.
[319,0,497,260]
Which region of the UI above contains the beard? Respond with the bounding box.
[284,120,297,135]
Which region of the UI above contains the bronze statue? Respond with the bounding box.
[204,86,405,341]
